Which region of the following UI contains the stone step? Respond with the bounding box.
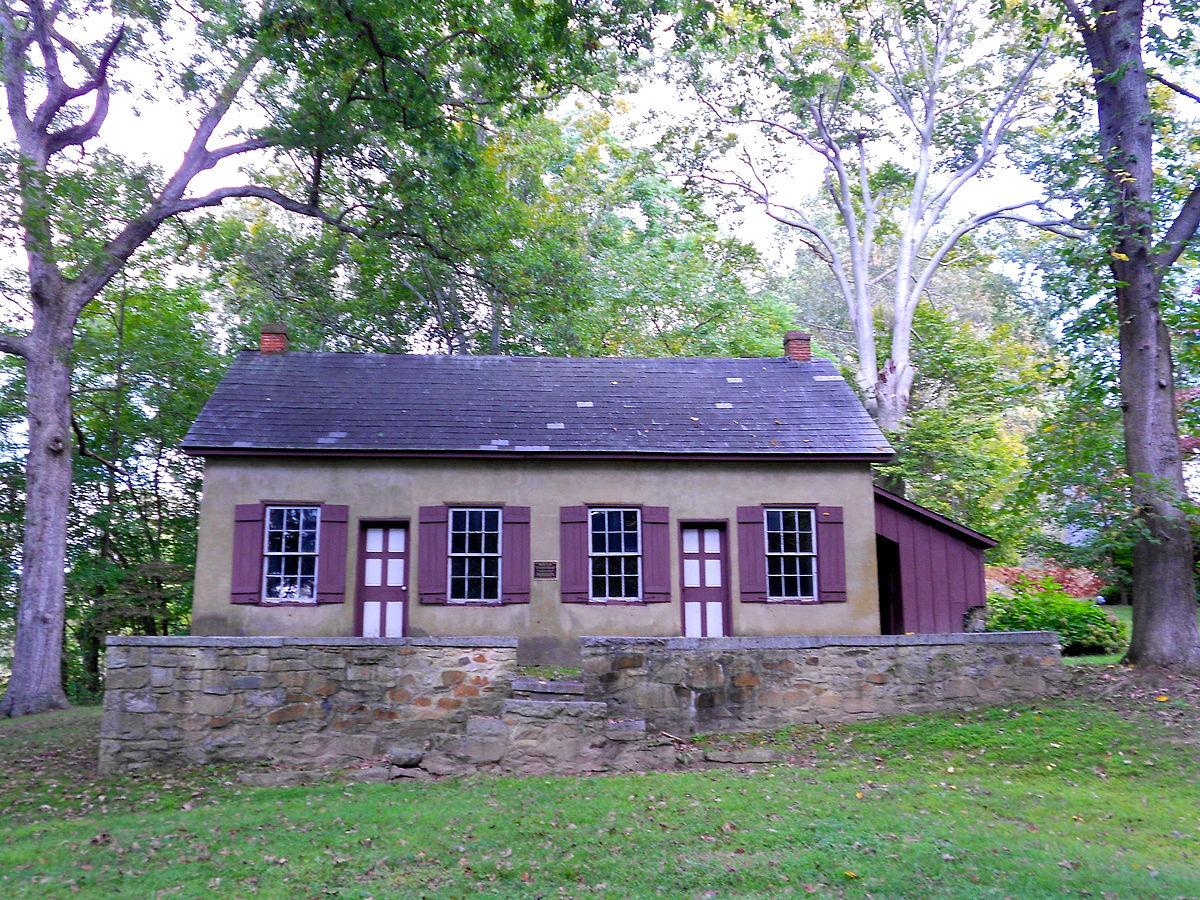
[510,678,587,701]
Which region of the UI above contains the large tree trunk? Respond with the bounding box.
[1081,0,1200,669]
[0,314,75,715]
[1121,308,1199,667]
[874,358,916,434]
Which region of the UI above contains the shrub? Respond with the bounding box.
[985,575,1128,655]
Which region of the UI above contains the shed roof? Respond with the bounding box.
[182,351,893,460]
[874,486,998,549]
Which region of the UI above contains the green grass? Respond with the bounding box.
[3,701,1199,899]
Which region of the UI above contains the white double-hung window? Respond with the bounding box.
[448,508,502,602]
[263,505,320,601]
[589,508,642,601]
[765,508,817,601]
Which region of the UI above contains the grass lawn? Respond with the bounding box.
[3,686,1199,900]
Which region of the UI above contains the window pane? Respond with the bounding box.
[366,528,384,553]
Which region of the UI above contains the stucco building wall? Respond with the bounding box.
[191,456,880,648]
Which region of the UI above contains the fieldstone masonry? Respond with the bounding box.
[582,632,1064,735]
[99,636,517,774]
[100,632,1062,775]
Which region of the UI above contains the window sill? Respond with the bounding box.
[741,598,821,604]
[419,598,530,606]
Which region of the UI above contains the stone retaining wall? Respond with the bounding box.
[99,636,516,774]
[100,632,1062,775]
[581,632,1063,735]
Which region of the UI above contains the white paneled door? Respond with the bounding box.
[680,524,729,637]
[357,522,408,637]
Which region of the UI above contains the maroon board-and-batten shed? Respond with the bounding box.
[873,486,998,635]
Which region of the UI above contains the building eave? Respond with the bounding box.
[873,485,998,548]
[183,446,896,464]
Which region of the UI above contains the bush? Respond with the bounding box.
[985,575,1128,655]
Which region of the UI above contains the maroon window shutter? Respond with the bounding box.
[559,506,589,603]
[737,505,768,603]
[315,504,349,604]
[418,505,449,604]
[231,504,265,604]
[817,506,847,602]
[641,506,671,603]
[501,506,532,604]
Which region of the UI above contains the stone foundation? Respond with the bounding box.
[100,632,1062,775]
[99,636,516,774]
[582,632,1064,735]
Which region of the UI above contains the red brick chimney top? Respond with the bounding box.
[783,330,812,361]
[260,323,288,355]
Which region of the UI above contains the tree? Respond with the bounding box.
[670,0,1068,430]
[874,302,1043,561]
[198,110,792,358]
[1050,0,1200,668]
[0,0,654,716]
[62,253,224,697]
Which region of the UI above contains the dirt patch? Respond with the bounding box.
[1062,663,1200,740]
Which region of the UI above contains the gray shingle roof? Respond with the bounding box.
[182,352,893,459]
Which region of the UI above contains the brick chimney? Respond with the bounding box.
[783,330,812,361]
[260,323,288,355]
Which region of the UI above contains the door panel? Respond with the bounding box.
[357,522,408,637]
[681,524,730,637]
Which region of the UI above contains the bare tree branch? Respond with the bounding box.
[36,24,124,152]
[71,417,129,476]
[0,332,31,359]
[161,184,366,232]
[66,48,269,313]
[1154,181,1200,272]
[1148,72,1200,105]
[205,136,274,163]
[1059,0,1093,37]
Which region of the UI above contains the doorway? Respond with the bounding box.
[680,523,730,637]
[877,535,903,635]
[356,521,409,637]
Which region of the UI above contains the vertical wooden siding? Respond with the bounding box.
[874,498,989,634]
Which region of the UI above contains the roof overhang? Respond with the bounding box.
[184,447,896,463]
[874,485,998,548]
